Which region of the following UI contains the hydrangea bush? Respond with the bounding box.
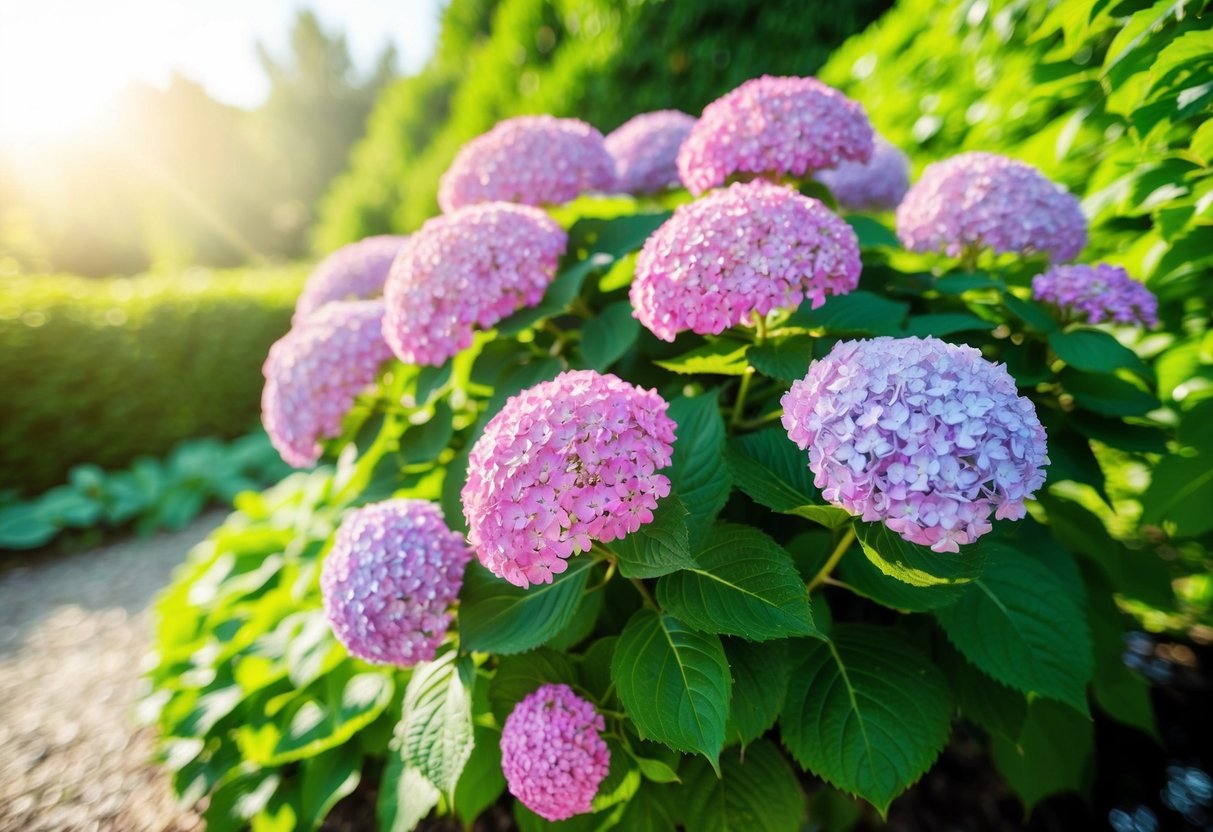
[148,70,1186,832]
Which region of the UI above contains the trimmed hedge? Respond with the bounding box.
[0,266,305,494]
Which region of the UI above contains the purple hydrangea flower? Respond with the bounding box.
[781,337,1048,553]
[815,135,911,213]
[462,370,676,588]
[438,115,616,212]
[896,152,1087,262]
[500,684,610,822]
[630,180,861,341]
[382,203,568,367]
[1032,263,1158,327]
[321,499,471,667]
[605,110,697,194]
[262,299,393,468]
[677,75,874,196]
[293,235,408,324]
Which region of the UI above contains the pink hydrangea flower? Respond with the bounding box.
[605,110,696,194]
[630,180,861,341]
[438,115,616,212]
[262,299,393,468]
[781,336,1048,553]
[382,203,567,366]
[500,684,610,822]
[815,135,911,213]
[896,152,1087,262]
[677,75,874,196]
[1032,263,1158,327]
[462,370,676,588]
[293,235,408,324]
[321,499,471,667]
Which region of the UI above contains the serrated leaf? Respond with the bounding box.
[609,498,694,578]
[377,754,440,832]
[617,781,680,832]
[1060,369,1158,417]
[937,641,1028,744]
[747,335,815,382]
[459,558,593,654]
[780,625,952,816]
[1087,576,1156,738]
[454,723,507,825]
[791,290,908,335]
[836,543,966,612]
[487,648,578,725]
[723,638,789,746]
[855,521,985,587]
[991,699,1093,811]
[667,394,732,543]
[581,301,641,371]
[612,609,731,763]
[398,651,475,798]
[1141,444,1213,537]
[681,740,805,832]
[299,746,361,831]
[632,755,681,784]
[724,428,852,529]
[267,671,394,764]
[657,523,816,641]
[902,313,995,337]
[1048,329,1149,377]
[933,542,1093,714]
[1002,293,1060,333]
[655,340,750,375]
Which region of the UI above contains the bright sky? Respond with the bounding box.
[0,0,443,142]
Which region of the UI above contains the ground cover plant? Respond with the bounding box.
[147,39,1203,832]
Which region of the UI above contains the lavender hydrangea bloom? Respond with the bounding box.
[781,337,1048,553]
[1032,263,1158,327]
[438,115,616,212]
[500,684,610,822]
[262,299,393,468]
[462,370,676,588]
[815,135,911,213]
[321,499,471,667]
[605,110,696,194]
[677,75,874,196]
[293,235,408,324]
[382,203,567,367]
[631,180,861,341]
[896,152,1087,262]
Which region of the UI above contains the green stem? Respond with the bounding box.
[807,526,856,591]
[585,559,617,593]
[729,369,755,429]
[630,577,658,609]
[737,407,785,430]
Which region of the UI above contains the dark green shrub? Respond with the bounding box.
[0,266,305,493]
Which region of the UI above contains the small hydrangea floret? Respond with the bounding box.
[500,683,610,822]
[631,180,861,341]
[462,370,675,588]
[896,152,1087,262]
[382,203,567,366]
[321,499,471,667]
[781,336,1048,553]
[677,75,874,196]
[293,235,408,324]
[605,110,697,194]
[438,115,616,212]
[262,299,393,468]
[1032,263,1158,327]
[815,135,911,213]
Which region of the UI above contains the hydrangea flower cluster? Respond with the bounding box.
[895,152,1087,262]
[500,684,610,822]
[293,235,408,324]
[382,203,567,366]
[262,299,393,468]
[438,115,617,212]
[1032,263,1158,327]
[604,110,697,194]
[630,180,861,341]
[781,336,1048,553]
[815,135,911,213]
[320,499,471,667]
[462,370,676,588]
[677,75,874,196]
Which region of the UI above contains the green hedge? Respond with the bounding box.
[0,266,305,494]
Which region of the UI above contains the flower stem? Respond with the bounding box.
[585,559,617,593]
[737,407,785,430]
[729,369,755,429]
[630,577,658,609]
[807,526,856,591]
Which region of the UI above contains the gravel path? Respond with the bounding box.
[0,512,226,832]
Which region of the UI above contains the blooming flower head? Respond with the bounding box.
[896,152,1087,262]
[500,683,610,822]
[630,180,861,341]
[677,75,874,196]
[781,336,1048,553]
[382,203,567,366]
[262,299,393,467]
[321,499,472,667]
[462,370,676,588]
[293,235,408,324]
[605,110,697,194]
[438,115,616,212]
[1032,263,1158,327]
[815,135,911,213]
